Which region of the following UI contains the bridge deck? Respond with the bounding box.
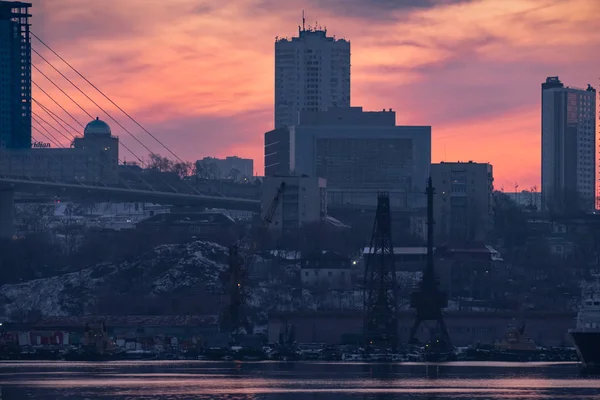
[0,175,260,212]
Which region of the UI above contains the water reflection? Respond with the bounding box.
[0,361,597,399]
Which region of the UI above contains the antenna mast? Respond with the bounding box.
[302,10,305,31]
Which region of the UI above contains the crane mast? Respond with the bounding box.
[221,182,286,336]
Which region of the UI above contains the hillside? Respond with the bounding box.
[0,241,229,318]
[0,240,365,321]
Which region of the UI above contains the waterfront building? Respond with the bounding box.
[541,76,597,213]
[431,161,494,243]
[265,107,431,209]
[275,17,350,129]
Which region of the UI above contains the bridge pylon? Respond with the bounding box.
[0,189,14,239]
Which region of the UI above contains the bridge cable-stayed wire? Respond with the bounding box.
[32,47,196,199]
[32,32,187,165]
[31,125,61,148]
[33,96,82,136]
[34,99,80,139]
[32,80,84,129]
[32,115,64,146]
[32,84,181,194]
[32,101,153,191]
[32,63,93,120]
[32,110,75,143]
[31,86,176,195]
[31,92,154,192]
[31,119,63,148]
[31,41,203,196]
[34,96,152,178]
[32,49,161,162]
[32,73,147,166]
[32,126,61,149]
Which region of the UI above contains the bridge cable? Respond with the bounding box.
[33,99,79,139]
[33,97,147,173]
[32,63,93,120]
[31,104,150,191]
[31,92,173,194]
[32,80,85,129]
[32,32,187,165]
[32,110,75,144]
[31,121,63,148]
[31,37,207,198]
[31,43,203,196]
[33,96,81,136]
[32,49,194,198]
[32,50,161,162]
[32,125,62,148]
[32,73,146,166]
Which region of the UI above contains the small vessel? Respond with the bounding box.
[459,323,577,362]
[569,273,600,370]
[495,323,537,351]
[62,321,125,361]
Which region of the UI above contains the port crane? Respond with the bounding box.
[220,182,286,337]
[363,191,399,350]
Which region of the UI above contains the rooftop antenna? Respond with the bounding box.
[302,10,305,31]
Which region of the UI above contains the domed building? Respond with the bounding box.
[71,117,119,182]
[0,117,120,184]
[84,117,112,137]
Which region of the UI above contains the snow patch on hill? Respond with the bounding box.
[0,241,229,318]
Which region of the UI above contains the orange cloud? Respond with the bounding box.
[28,0,599,186]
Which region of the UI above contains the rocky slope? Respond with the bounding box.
[0,241,230,318]
[0,240,371,319]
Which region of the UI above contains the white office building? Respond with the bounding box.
[541,76,597,213]
[274,20,350,129]
[265,107,431,209]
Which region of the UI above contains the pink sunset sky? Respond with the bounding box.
[29,0,600,190]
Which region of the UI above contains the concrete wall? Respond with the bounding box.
[268,311,576,347]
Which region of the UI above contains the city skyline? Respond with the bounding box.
[30,0,599,190]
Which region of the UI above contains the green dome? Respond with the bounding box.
[84,117,111,137]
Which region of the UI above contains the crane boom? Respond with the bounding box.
[222,182,286,335]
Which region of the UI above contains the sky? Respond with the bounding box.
[28,0,600,190]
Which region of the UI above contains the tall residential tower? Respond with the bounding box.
[0,1,31,149]
[541,76,596,213]
[274,15,350,129]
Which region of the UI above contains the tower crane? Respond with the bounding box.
[220,182,286,337]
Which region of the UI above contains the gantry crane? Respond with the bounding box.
[363,191,399,350]
[220,182,286,336]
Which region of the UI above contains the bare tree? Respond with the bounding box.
[172,161,193,179]
[195,160,221,180]
[147,153,173,172]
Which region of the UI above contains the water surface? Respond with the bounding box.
[0,361,595,399]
